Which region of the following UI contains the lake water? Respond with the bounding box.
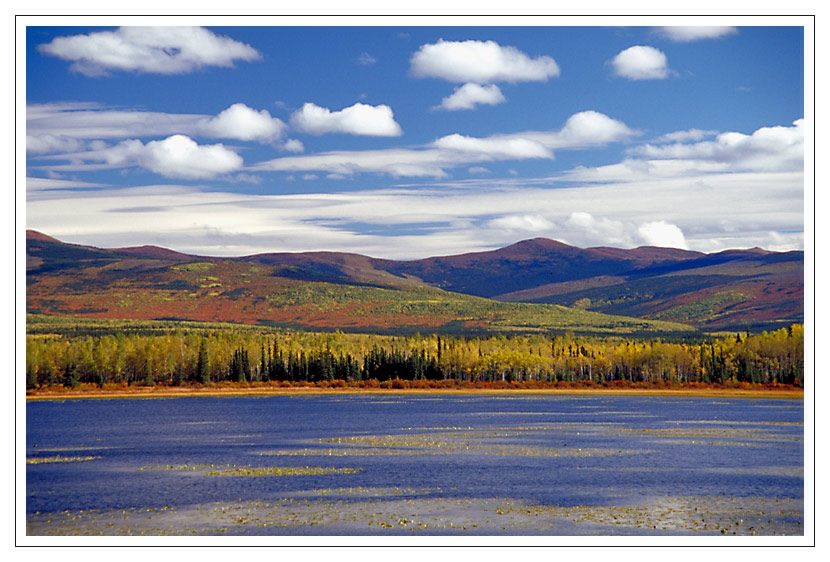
[25,393,804,536]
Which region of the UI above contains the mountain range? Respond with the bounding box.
[26,230,803,334]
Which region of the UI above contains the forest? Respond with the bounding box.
[25,316,804,390]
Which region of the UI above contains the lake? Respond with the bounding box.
[25,393,804,536]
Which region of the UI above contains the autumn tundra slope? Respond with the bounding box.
[26,231,802,333]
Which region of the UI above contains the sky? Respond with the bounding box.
[23,19,809,259]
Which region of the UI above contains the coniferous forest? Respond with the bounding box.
[25,316,804,391]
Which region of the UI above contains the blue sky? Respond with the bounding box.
[24,20,808,259]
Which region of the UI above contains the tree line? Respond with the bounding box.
[25,324,804,390]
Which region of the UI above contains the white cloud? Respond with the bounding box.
[468,167,491,175]
[355,52,377,65]
[38,26,261,76]
[27,102,282,145]
[637,221,688,249]
[549,111,639,147]
[27,102,203,141]
[655,26,738,42]
[198,103,286,142]
[281,139,305,153]
[27,162,803,259]
[26,134,86,154]
[26,177,106,191]
[489,214,555,233]
[251,148,452,178]
[290,102,403,136]
[66,134,244,179]
[137,135,244,179]
[436,83,506,111]
[633,119,804,172]
[611,46,669,80]
[410,39,560,83]
[432,134,552,160]
[254,110,635,178]
[654,129,718,143]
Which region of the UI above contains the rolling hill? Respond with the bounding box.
[25,231,803,334]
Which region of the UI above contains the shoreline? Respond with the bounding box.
[25,385,804,401]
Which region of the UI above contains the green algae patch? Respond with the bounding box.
[27,455,100,464]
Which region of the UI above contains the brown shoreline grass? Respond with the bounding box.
[25,380,803,401]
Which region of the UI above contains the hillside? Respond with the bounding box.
[25,230,803,333]
[25,231,692,336]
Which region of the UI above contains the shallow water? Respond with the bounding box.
[26,394,803,536]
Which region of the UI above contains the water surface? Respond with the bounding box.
[26,394,803,536]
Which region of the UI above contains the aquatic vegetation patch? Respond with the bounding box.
[139,463,219,472]
[204,466,361,477]
[26,494,802,536]
[28,446,115,453]
[138,463,361,477]
[606,426,800,443]
[27,455,100,464]
[518,495,803,536]
[262,445,649,458]
[291,486,441,498]
[262,429,653,458]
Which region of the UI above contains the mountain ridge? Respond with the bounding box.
[25,230,803,332]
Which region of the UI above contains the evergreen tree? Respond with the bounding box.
[196,339,210,385]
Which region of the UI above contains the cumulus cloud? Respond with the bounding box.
[133,135,244,179]
[611,46,670,80]
[633,119,804,172]
[198,103,286,142]
[72,134,244,179]
[38,26,261,76]
[550,111,639,147]
[637,221,688,249]
[281,139,305,153]
[655,26,738,42]
[290,102,403,136]
[410,39,560,83]
[436,83,507,111]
